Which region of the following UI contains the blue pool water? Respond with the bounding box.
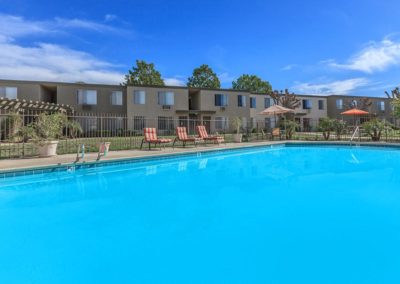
[1,145,400,283]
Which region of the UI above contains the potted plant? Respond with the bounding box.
[231,117,243,143]
[20,112,70,157]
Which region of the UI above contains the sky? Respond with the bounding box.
[0,0,399,97]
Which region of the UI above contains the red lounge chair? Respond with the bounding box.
[173,127,202,147]
[140,128,172,150]
[196,125,224,144]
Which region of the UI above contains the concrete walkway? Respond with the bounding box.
[0,141,285,172]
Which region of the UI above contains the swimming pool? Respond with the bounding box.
[0,145,399,283]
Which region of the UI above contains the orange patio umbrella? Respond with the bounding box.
[341,108,369,126]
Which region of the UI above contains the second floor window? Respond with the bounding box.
[111,91,123,106]
[77,89,97,105]
[336,99,343,110]
[318,100,324,110]
[134,90,146,105]
[158,91,174,106]
[250,97,257,108]
[302,99,312,110]
[238,95,246,107]
[215,94,228,106]
[378,101,385,111]
[264,98,271,108]
[0,86,17,99]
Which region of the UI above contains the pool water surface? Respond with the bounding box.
[0,145,399,283]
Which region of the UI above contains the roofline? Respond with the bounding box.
[0,78,392,99]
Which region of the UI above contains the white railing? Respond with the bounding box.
[350,126,360,145]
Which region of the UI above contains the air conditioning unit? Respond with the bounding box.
[162,105,171,110]
[220,107,226,111]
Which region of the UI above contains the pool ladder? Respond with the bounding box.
[350,126,360,146]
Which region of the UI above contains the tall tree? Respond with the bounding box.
[187,64,220,89]
[386,87,400,117]
[232,74,272,93]
[270,89,301,109]
[123,60,165,86]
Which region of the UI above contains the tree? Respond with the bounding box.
[317,118,335,140]
[232,74,272,93]
[270,89,301,109]
[123,60,165,86]
[332,119,346,141]
[386,87,400,118]
[187,64,220,89]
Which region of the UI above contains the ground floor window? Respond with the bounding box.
[158,116,174,133]
[215,117,229,131]
[133,116,146,132]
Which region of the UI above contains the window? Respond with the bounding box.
[238,95,246,107]
[264,98,271,108]
[302,99,312,110]
[158,91,174,106]
[133,116,146,131]
[111,91,123,106]
[215,117,229,130]
[0,86,17,99]
[250,97,257,108]
[264,118,271,129]
[133,90,146,105]
[215,94,228,106]
[378,101,385,112]
[336,99,343,110]
[318,100,324,110]
[77,89,97,105]
[158,116,174,131]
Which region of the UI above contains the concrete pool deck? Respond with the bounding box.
[0,141,286,172]
[1,140,400,173]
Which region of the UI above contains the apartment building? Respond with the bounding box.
[327,95,393,123]
[0,79,394,133]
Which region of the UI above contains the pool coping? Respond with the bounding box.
[2,140,400,178]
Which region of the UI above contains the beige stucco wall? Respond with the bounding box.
[0,81,41,101]
[56,84,126,114]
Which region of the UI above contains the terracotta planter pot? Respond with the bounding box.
[36,141,59,157]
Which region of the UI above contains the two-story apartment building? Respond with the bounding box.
[327,95,393,123]
[0,79,395,133]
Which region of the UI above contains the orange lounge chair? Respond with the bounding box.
[173,127,202,147]
[196,125,224,144]
[140,128,172,150]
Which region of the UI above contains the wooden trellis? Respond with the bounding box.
[0,97,74,113]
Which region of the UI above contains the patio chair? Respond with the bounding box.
[196,125,224,144]
[140,128,172,150]
[173,127,202,147]
[271,128,282,140]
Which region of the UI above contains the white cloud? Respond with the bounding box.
[292,78,369,95]
[0,13,127,41]
[164,77,186,86]
[104,14,117,22]
[329,38,400,73]
[281,64,297,71]
[0,13,129,84]
[0,41,124,84]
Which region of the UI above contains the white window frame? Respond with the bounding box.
[158,91,175,106]
[133,90,146,105]
[0,86,18,99]
[111,91,123,106]
[77,89,97,105]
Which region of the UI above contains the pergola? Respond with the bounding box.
[0,97,74,114]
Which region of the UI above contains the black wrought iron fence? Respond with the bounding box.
[1,110,400,159]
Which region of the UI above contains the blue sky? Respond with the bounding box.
[0,0,399,97]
